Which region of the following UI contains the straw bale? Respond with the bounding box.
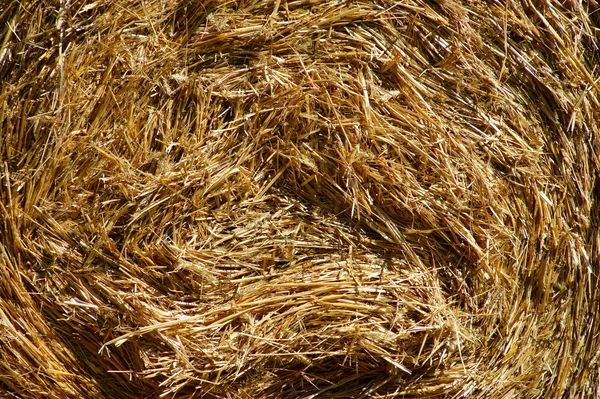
[0,0,598,398]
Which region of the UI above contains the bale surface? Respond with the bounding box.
[0,0,599,398]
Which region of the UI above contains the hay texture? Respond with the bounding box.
[1,0,599,398]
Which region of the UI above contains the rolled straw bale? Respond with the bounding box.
[0,0,598,398]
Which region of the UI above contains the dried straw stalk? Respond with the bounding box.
[0,0,599,398]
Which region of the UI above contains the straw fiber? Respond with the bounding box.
[0,0,599,398]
